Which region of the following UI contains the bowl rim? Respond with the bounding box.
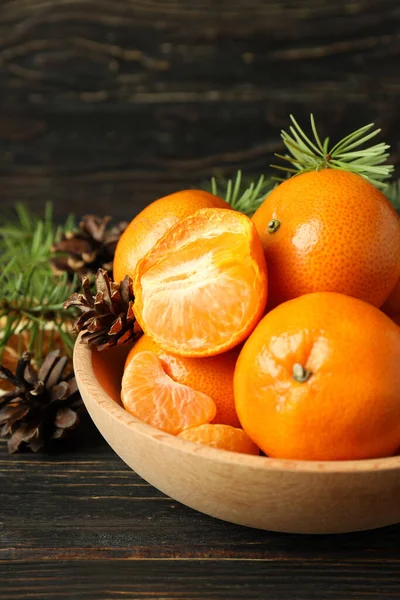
[74,338,400,474]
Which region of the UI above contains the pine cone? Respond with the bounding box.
[0,351,82,453]
[0,325,69,393]
[64,269,140,351]
[50,215,128,278]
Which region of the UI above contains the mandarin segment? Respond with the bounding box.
[127,335,241,427]
[133,208,268,357]
[252,170,400,308]
[113,190,230,283]
[121,351,216,435]
[178,424,259,455]
[234,292,400,461]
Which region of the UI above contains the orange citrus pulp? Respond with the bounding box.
[133,208,268,357]
[121,351,216,435]
[178,424,259,455]
[113,190,230,284]
[126,335,241,427]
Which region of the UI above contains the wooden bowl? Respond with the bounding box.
[74,339,400,535]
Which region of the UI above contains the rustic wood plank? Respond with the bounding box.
[0,0,399,217]
[0,0,399,110]
[1,559,400,599]
[1,432,400,598]
[1,438,400,561]
[1,103,398,221]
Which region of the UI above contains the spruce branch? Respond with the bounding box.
[385,179,400,215]
[205,170,277,217]
[0,204,77,364]
[272,114,394,188]
[0,268,77,364]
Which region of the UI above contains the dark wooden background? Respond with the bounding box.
[0,0,399,221]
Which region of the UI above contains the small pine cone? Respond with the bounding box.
[0,320,73,392]
[0,351,82,453]
[50,215,128,278]
[64,269,141,351]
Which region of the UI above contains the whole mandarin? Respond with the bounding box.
[234,292,400,461]
[381,277,400,318]
[392,315,400,327]
[252,170,400,308]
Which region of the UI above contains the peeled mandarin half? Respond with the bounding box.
[121,351,216,435]
[178,424,259,455]
[113,190,230,284]
[133,208,268,357]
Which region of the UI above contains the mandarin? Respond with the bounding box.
[252,170,400,308]
[133,208,268,357]
[126,335,240,427]
[381,277,400,318]
[234,292,400,461]
[178,424,259,455]
[113,190,230,283]
[392,315,400,327]
[121,351,216,435]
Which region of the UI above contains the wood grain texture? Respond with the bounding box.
[2,560,400,600]
[0,0,399,219]
[2,438,400,599]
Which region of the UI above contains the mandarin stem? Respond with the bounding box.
[292,363,312,383]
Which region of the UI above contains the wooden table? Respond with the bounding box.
[1,418,400,600]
